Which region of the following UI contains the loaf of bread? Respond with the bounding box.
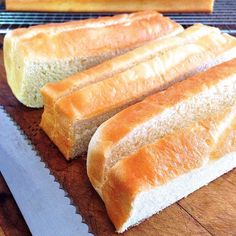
[87,59,236,232]
[40,24,219,146]
[41,28,236,160]
[4,11,182,107]
[6,0,215,12]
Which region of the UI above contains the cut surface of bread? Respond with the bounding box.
[6,0,215,13]
[101,107,236,232]
[42,31,236,160]
[4,11,182,107]
[87,58,236,195]
[107,155,236,233]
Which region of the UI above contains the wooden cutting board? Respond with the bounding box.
[0,36,235,236]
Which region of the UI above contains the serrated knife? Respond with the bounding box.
[0,106,92,236]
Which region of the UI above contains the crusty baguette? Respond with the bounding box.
[40,24,219,143]
[4,11,182,107]
[100,107,236,232]
[41,31,236,160]
[87,59,236,196]
[6,0,215,13]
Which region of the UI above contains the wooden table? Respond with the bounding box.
[0,34,236,236]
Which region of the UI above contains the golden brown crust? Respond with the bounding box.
[7,11,182,59]
[87,58,236,193]
[7,10,159,37]
[102,108,236,231]
[6,0,214,13]
[210,119,236,159]
[41,116,75,159]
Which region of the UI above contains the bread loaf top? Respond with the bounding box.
[7,11,161,39]
[4,11,182,59]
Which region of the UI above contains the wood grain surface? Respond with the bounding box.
[0,35,235,236]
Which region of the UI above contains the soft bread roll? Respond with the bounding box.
[40,24,219,144]
[100,107,236,232]
[87,59,236,196]
[41,31,236,160]
[6,0,215,13]
[4,11,182,107]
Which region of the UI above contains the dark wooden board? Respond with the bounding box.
[0,35,235,236]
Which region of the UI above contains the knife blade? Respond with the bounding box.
[0,106,92,236]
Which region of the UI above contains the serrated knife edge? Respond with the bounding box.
[0,106,92,236]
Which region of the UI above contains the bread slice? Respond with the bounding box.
[4,11,182,107]
[42,32,236,160]
[101,107,236,232]
[87,59,236,195]
[40,24,219,143]
[6,0,215,13]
